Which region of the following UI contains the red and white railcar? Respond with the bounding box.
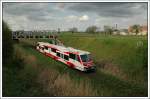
[36,42,95,71]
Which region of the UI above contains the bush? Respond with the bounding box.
[2,21,13,65]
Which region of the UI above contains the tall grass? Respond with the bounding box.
[51,73,98,96]
[20,35,147,96]
[5,43,98,96]
[4,34,147,97]
[38,69,98,96]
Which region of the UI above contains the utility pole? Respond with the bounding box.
[115,24,118,30]
[58,28,60,34]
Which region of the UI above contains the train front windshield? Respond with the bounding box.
[80,54,91,62]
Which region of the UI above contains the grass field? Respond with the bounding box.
[3,33,148,96]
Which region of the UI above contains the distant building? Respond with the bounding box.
[128,25,148,35]
[119,29,128,35]
[112,29,119,35]
[112,29,128,35]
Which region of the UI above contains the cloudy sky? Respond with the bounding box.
[3,2,148,31]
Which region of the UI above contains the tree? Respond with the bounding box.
[131,24,141,35]
[104,25,113,35]
[69,27,78,33]
[86,25,98,33]
[2,21,13,65]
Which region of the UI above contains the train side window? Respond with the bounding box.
[51,48,56,53]
[42,47,44,50]
[64,55,69,61]
[69,53,76,60]
[45,46,48,50]
[57,52,60,57]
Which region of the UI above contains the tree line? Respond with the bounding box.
[68,24,145,35]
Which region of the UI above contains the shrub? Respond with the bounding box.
[2,21,13,65]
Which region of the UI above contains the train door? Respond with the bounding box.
[63,54,69,61]
[48,48,51,53]
[51,48,56,57]
[69,53,83,70]
[60,53,63,59]
[63,54,69,64]
[56,51,65,63]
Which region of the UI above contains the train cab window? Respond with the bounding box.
[64,55,69,61]
[80,54,91,62]
[51,48,56,53]
[69,53,76,60]
[57,52,60,57]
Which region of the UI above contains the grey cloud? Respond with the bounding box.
[3,3,57,22]
[67,3,147,18]
[4,3,43,15]
[2,2,148,31]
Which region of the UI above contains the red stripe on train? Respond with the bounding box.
[45,52,59,60]
[66,61,75,68]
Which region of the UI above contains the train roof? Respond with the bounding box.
[37,42,90,55]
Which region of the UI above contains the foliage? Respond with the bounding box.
[2,21,13,65]
[3,33,148,96]
[86,25,98,33]
[69,27,78,33]
[130,25,142,34]
[59,34,147,86]
[104,25,114,35]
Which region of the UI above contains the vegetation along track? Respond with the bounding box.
[17,37,147,97]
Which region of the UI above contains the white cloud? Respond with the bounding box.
[65,15,89,22]
[67,15,78,19]
[79,15,89,21]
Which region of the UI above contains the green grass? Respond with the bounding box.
[59,34,148,84]
[3,33,148,96]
